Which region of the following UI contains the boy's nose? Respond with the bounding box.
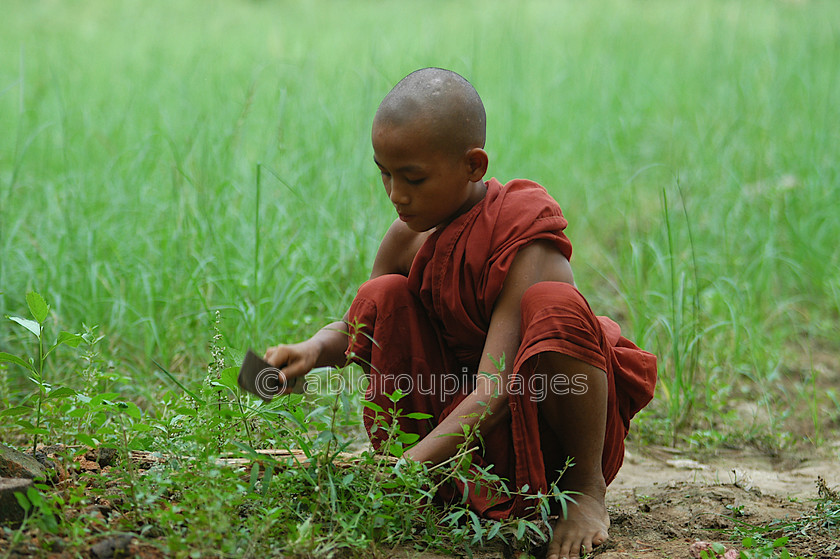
[389,182,410,205]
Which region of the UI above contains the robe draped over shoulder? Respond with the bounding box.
[407,178,573,365]
[347,178,657,519]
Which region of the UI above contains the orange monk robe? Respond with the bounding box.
[347,178,657,519]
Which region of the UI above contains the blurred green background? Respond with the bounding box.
[2,0,838,445]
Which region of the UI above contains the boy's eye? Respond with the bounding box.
[406,177,425,185]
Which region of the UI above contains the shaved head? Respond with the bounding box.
[374,68,486,157]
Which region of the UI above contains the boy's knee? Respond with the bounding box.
[355,274,411,304]
[521,281,593,324]
[348,275,413,367]
[518,281,608,382]
[349,274,419,330]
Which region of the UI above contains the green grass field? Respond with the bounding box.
[1,0,839,556]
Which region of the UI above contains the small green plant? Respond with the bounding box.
[1,291,82,452]
[77,324,112,397]
[12,483,61,535]
[789,477,840,536]
[719,477,840,559]
[658,183,703,446]
[725,503,746,517]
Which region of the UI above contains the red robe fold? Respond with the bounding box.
[347,178,657,519]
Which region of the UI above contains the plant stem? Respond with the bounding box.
[662,188,681,447]
[253,163,261,345]
[236,392,254,448]
[33,327,44,454]
[117,414,139,513]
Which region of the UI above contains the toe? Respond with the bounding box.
[558,540,574,559]
[592,528,609,546]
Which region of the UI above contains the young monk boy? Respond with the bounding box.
[264,68,657,559]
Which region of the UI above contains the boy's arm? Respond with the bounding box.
[264,320,349,383]
[265,219,429,383]
[370,218,432,278]
[405,240,574,465]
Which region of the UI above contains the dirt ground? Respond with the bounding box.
[596,442,840,559]
[399,442,840,559]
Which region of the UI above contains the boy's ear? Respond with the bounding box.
[465,148,489,181]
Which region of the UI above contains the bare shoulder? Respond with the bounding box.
[504,239,576,291]
[370,219,433,278]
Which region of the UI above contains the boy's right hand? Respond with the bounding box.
[263,340,320,390]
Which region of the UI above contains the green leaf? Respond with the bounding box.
[523,520,541,537]
[0,352,33,371]
[261,464,274,496]
[232,440,268,461]
[0,405,32,417]
[46,386,77,400]
[773,537,789,548]
[404,412,433,420]
[120,401,143,420]
[315,430,336,445]
[362,400,385,414]
[14,491,32,513]
[22,427,50,436]
[56,331,83,348]
[75,433,98,447]
[89,392,121,407]
[8,316,41,337]
[26,291,49,323]
[397,432,420,445]
[515,518,526,540]
[278,409,307,430]
[469,510,482,539]
[218,366,239,392]
[386,389,405,403]
[26,487,43,508]
[248,462,260,492]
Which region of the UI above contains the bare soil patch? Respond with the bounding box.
[408,442,840,558]
[594,442,840,559]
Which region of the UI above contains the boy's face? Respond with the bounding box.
[372,118,486,232]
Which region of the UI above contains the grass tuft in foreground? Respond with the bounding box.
[2,292,570,557]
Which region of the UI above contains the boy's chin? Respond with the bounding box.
[402,218,435,233]
[414,222,441,233]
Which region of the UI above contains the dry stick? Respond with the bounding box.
[127,448,396,472]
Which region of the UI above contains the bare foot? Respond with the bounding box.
[545,485,610,559]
